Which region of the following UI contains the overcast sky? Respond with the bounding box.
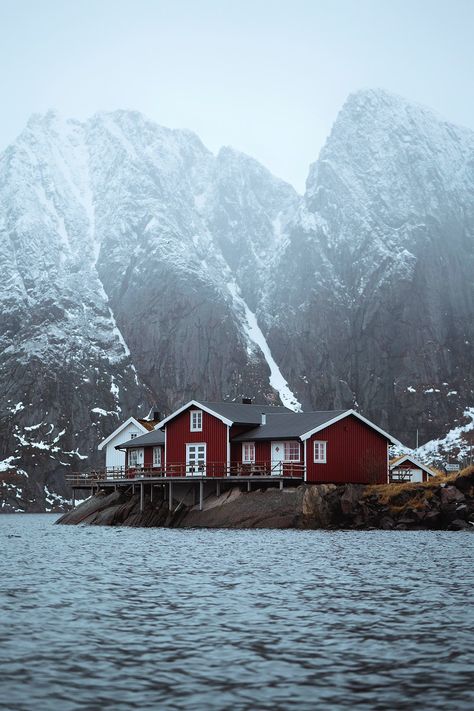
[1,0,473,191]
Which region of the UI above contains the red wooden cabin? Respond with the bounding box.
[118,400,400,484]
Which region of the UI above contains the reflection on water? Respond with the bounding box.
[1,515,474,710]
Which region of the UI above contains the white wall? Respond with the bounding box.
[104,423,144,469]
[392,467,424,483]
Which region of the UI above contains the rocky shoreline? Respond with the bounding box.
[56,467,474,530]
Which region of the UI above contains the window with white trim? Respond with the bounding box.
[284,441,300,461]
[190,409,203,432]
[313,441,327,463]
[129,448,138,466]
[153,446,162,467]
[242,442,255,464]
[130,433,138,439]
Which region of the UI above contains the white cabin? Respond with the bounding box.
[389,455,436,483]
[98,417,151,470]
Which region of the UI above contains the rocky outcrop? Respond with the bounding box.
[57,467,474,530]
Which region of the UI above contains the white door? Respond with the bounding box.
[271,442,284,475]
[186,443,206,476]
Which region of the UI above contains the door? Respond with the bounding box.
[271,442,284,475]
[186,443,206,476]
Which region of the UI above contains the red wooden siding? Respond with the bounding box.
[231,440,303,466]
[306,415,388,484]
[125,445,163,470]
[165,407,228,476]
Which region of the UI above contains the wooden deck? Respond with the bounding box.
[65,463,305,489]
[65,465,305,511]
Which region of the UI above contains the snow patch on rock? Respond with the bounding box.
[227,282,302,412]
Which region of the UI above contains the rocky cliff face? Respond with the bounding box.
[1,90,473,510]
[266,90,474,444]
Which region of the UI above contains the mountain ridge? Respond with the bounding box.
[1,89,473,511]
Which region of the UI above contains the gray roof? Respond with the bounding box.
[199,401,292,424]
[117,428,165,449]
[232,411,347,441]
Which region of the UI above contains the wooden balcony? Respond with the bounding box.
[64,462,305,488]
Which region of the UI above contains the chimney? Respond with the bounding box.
[242,397,252,404]
[261,412,267,425]
[153,411,161,422]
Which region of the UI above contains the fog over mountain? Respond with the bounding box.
[1,89,473,511]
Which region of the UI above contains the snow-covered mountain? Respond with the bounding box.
[1,89,473,510]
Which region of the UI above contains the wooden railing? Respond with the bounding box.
[65,461,305,486]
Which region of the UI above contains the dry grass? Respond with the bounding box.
[365,464,474,506]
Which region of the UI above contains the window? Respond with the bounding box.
[130,433,137,439]
[190,409,203,432]
[284,441,300,461]
[153,447,162,467]
[314,441,327,463]
[129,448,138,466]
[242,442,255,464]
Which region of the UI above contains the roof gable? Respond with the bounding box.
[389,454,436,476]
[300,410,402,445]
[232,409,402,444]
[155,400,292,429]
[98,417,148,450]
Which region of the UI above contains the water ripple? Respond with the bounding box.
[1,516,473,710]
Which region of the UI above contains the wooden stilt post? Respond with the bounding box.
[150,484,153,503]
[169,481,173,511]
[247,481,251,492]
[279,479,284,490]
[199,481,203,511]
[72,488,76,508]
[216,480,221,497]
[140,483,144,512]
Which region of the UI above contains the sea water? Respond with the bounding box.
[1,515,473,710]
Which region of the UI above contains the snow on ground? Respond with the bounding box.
[63,448,88,460]
[227,281,302,412]
[0,456,18,472]
[91,407,110,416]
[417,407,474,461]
[44,485,70,511]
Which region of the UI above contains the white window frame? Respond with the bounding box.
[190,409,203,432]
[283,441,300,462]
[153,446,162,467]
[242,442,255,464]
[130,433,138,439]
[313,440,327,464]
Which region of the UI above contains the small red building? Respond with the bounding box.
[118,400,400,484]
